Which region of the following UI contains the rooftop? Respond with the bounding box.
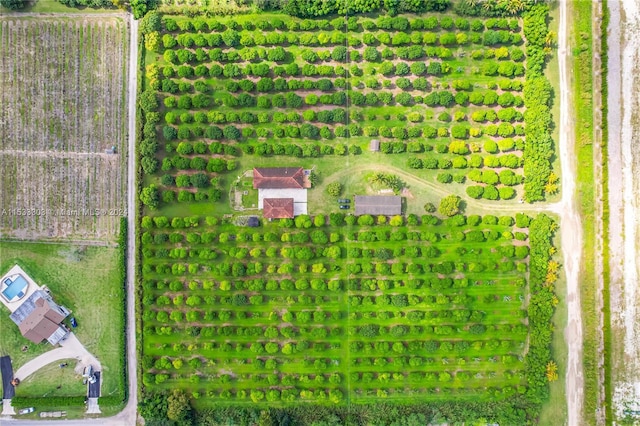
[262,198,295,219]
[354,195,402,216]
[9,290,70,345]
[253,167,310,189]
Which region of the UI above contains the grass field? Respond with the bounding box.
[0,17,128,242]
[15,359,86,398]
[569,1,599,424]
[0,241,125,403]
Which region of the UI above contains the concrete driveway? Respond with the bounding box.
[13,333,101,382]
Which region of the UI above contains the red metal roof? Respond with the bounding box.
[253,167,310,189]
[263,198,294,219]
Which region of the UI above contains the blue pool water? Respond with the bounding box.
[2,275,28,300]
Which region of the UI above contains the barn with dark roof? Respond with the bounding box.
[354,196,402,216]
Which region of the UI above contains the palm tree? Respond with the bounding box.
[505,0,525,14]
[546,361,559,382]
[482,0,495,12]
[545,30,557,47]
[369,172,386,186]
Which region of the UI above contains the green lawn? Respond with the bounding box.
[0,241,125,403]
[15,359,86,398]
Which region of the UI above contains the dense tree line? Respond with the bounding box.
[139,393,533,425]
[0,0,26,9]
[454,0,543,17]
[524,213,557,413]
[522,5,554,201]
[274,0,450,18]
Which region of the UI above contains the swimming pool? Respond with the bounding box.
[2,275,28,301]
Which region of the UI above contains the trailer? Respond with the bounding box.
[40,411,67,418]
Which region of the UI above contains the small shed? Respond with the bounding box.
[355,195,402,216]
[369,139,380,152]
[247,217,260,227]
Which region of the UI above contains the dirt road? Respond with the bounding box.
[557,0,585,424]
[119,13,139,426]
[607,0,640,421]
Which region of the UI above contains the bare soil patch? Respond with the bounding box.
[0,17,128,241]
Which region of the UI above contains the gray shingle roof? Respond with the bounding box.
[354,195,402,216]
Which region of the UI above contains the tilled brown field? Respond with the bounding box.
[0,17,128,241]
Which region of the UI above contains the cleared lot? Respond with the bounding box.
[0,17,128,241]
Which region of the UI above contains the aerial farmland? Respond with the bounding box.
[0,17,128,241]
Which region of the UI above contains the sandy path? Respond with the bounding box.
[607,0,640,420]
[591,1,606,423]
[558,1,585,424]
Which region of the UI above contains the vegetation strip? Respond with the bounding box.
[599,0,612,422]
[570,1,598,423]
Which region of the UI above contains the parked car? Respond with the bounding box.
[339,205,350,210]
[82,365,93,378]
[18,407,34,415]
[70,317,77,328]
[337,198,350,203]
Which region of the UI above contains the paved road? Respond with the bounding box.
[88,372,101,398]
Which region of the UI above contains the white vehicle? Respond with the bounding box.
[82,365,93,378]
[18,407,34,415]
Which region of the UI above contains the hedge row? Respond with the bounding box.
[522,5,554,202]
[157,29,521,52]
[524,213,556,410]
[159,90,523,116]
[117,216,128,406]
[11,396,86,407]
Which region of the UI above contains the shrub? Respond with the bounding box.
[438,195,461,217]
[326,182,343,197]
